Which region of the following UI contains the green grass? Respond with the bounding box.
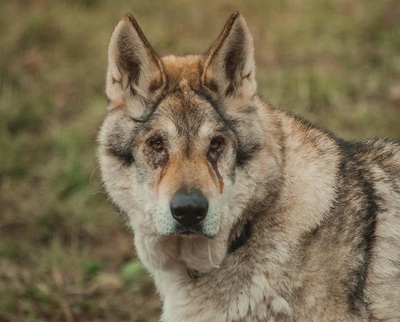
[0,0,399,321]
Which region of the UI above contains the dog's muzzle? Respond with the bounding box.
[170,189,208,231]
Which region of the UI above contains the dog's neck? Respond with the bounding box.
[187,222,251,279]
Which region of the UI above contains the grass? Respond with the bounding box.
[0,0,399,321]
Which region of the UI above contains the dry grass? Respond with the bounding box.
[0,0,399,321]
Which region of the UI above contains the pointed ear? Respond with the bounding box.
[201,12,256,99]
[106,13,166,112]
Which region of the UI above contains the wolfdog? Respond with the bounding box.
[98,12,400,321]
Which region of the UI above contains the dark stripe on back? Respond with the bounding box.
[338,140,379,316]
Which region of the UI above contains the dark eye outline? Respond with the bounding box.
[147,136,165,153]
[207,136,225,161]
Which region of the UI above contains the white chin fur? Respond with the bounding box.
[134,228,228,274]
[178,235,227,273]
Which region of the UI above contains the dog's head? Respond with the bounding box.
[98,12,281,273]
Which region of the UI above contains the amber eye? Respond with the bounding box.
[149,137,164,152]
[208,137,225,160]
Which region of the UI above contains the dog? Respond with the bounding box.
[98,12,400,321]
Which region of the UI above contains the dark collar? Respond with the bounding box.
[228,221,251,254]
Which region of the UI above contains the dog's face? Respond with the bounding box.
[98,13,280,272]
[103,82,239,237]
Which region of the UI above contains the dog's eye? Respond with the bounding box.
[210,137,224,150]
[149,138,164,152]
[208,137,225,161]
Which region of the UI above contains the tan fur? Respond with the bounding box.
[98,12,400,322]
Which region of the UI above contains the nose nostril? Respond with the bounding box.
[170,189,208,228]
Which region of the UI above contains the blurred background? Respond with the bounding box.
[0,0,399,321]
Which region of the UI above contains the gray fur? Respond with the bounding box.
[98,12,400,321]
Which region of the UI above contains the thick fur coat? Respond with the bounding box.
[98,12,400,321]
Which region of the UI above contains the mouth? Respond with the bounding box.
[170,225,214,238]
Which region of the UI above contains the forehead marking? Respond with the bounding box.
[199,122,214,138]
[164,119,178,137]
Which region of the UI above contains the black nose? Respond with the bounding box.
[170,189,208,227]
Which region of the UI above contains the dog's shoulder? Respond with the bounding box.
[336,138,400,190]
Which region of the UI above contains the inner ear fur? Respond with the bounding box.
[201,12,256,98]
[106,13,166,110]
